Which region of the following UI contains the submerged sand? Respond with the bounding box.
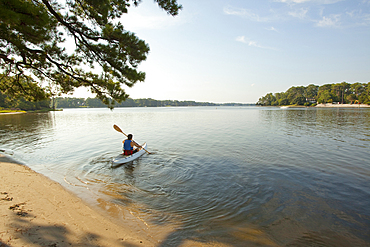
[0,155,228,247]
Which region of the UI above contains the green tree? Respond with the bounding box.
[304,84,319,99]
[331,83,342,102]
[0,0,182,108]
[331,82,350,104]
[256,82,370,106]
[0,74,51,110]
[285,86,305,105]
[0,91,50,110]
[275,92,288,106]
[347,93,357,104]
[55,97,86,108]
[291,95,306,105]
[257,93,276,106]
[317,84,333,104]
[341,82,351,103]
[0,91,6,108]
[358,82,370,104]
[85,97,106,107]
[350,82,365,96]
[0,74,49,102]
[278,98,289,106]
[318,84,332,93]
[317,90,334,104]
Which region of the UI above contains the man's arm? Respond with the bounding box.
[131,141,141,148]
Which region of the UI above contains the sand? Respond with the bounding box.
[0,154,155,247]
[0,155,228,247]
[0,112,26,115]
[315,103,370,108]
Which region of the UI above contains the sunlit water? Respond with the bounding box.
[1,107,369,246]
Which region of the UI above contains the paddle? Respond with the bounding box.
[113,124,151,154]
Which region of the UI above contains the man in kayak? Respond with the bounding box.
[123,134,141,155]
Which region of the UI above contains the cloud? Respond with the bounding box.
[236,36,277,50]
[236,36,247,43]
[223,6,271,22]
[236,36,259,46]
[120,9,188,30]
[275,0,311,3]
[266,26,279,32]
[345,8,370,26]
[288,8,309,19]
[226,0,368,29]
[316,14,341,27]
[346,10,356,18]
[364,14,370,22]
[274,0,344,4]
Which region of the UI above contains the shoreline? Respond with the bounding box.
[0,109,63,115]
[277,103,370,108]
[0,154,155,247]
[0,112,26,115]
[315,103,370,108]
[0,154,220,247]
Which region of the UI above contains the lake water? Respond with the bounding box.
[1,107,370,246]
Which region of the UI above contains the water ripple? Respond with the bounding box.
[1,107,370,245]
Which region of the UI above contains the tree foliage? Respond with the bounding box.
[0,74,51,110]
[0,90,50,111]
[0,0,182,108]
[257,82,370,106]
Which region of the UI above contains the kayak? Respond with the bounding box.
[111,143,147,167]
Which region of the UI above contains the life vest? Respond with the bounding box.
[124,139,133,150]
[123,140,133,155]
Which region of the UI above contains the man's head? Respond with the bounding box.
[127,134,133,140]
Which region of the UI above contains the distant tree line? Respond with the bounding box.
[54,97,253,108]
[0,74,252,110]
[257,82,370,106]
[0,91,252,111]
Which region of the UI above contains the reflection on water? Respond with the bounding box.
[1,107,370,246]
[0,113,55,153]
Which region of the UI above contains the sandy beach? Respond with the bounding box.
[315,103,370,108]
[0,154,155,247]
[0,155,226,247]
[0,112,26,115]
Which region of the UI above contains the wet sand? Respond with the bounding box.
[0,154,154,247]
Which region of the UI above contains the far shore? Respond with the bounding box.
[0,109,63,115]
[0,111,26,115]
[277,103,370,108]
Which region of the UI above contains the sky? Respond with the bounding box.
[71,0,370,104]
